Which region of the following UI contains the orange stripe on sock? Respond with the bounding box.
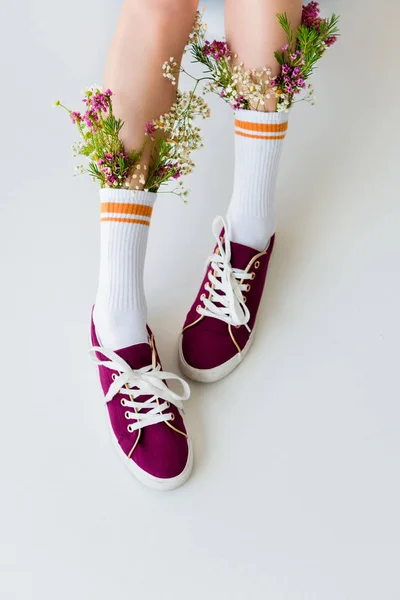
[100,217,150,226]
[234,119,288,133]
[235,130,286,140]
[100,202,153,217]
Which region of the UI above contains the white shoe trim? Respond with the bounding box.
[178,329,255,383]
[106,408,194,491]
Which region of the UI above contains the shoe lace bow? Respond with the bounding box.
[89,346,190,432]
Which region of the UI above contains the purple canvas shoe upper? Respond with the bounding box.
[90,316,189,480]
[181,221,275,371]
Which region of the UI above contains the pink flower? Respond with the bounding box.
[104,89,113,97]
[301,1,337,47]
[282,44,289,51]
[203,40,230,61]
[83,112,93,128]
[84,91,109,113]
[325,35,337,47]
[104,153,114,161]
[230,95,246,110]
[70,111,82,124]
[301,1,321,28]
[172,166,182,180]
[145,121,157,135]
[107,175,117,186]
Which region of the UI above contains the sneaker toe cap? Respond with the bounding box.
[121,424,190,480]
[181,325,238,370]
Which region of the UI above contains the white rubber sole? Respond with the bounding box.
[106,411,194,491]
[178,329,255,383]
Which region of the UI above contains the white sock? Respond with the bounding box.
[227,109,289,251]
[93,188,156,349]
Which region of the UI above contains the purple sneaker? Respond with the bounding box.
[179,216,275,383]
[90,316,193,491]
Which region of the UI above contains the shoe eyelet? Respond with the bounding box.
[120,398,126,406]
[250,272,255,280]
[169,413,175,421]
[200,293,206,302]
[246,284,251,292]
[124,411,131,420]
[196,305,201,313]
[166,402,170,408]
[127,424,133,433]
[243,297,247,303]
[111,373,117,381]
[235,325,241,329]
[254,261,260,269]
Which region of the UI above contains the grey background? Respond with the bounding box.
[1,0,399,598]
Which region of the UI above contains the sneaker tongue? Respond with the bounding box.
[114,343,153,370]
[229,240,259,270]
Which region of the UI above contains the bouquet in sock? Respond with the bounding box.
[55,16,210,198]
[188,2,339,112]
[56,81,210,197]
[56,84,209,198]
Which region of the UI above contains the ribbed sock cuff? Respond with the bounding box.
[235,109,290,124]
[99,189,156,226]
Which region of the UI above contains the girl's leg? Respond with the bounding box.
[94,0,198,349]
[224,0,302,250]
[225,0,302,111]
[105,0,199,165]
[179,1,302,381]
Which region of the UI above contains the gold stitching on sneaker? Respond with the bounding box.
[229,324,242,353]
[182,314,203,332]
[240,250,268,285]
[182,271,215,332]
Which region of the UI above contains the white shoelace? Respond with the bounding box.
[197,216,253,331]
[89,346,190,433]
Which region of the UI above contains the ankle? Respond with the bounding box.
[93,305,148,349]
[227,212,274,251]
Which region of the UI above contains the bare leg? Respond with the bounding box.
[104,0,199,168]
[222,0,302,250]
[225,0,302,110]
[95,0,199,349]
